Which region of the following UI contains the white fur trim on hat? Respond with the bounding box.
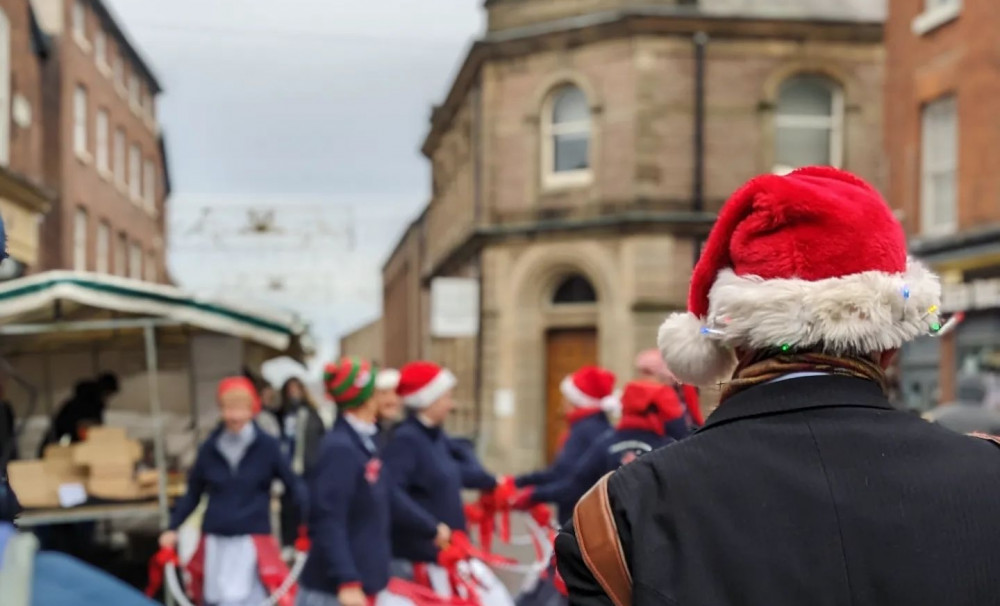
[402,369,457,409]
[560,375,612,409]
[375,369,401,391]
[658,258,941,386]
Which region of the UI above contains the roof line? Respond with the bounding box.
[89,0,163,93]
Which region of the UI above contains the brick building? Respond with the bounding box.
[382,0,886,471]
[32,0,169,281]
[886,0,1000,410]
[0,0,54,278]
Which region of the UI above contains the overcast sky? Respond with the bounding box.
[103,0,483,367]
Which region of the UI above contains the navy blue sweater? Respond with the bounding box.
[300,417,439,596]
[533,427,674,525]
[383,415,495,562]
[515,410,610,522]
[168,423,306,536]
[515,411,610,488]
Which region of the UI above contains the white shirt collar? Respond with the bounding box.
[343,413,378,438]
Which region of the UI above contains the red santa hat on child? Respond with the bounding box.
[397,361,457,409]
[561,366,619,411]
[658,166,942,387]
[217,376,262,415]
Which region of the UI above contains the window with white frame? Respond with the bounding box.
[773,74,843,174]
[129,143,141,200]
[73,85,88,157]
[145,251,156,282]
[113,127,125,186]
[129,73,140,110]
[74,208,88,271]
[114,232,127,276]
[94,29,107,69]
[143,159,155,211]
[129,241,142,279]
[542,84,591,187]
[95,109,109,173]
[96,220,109,274]
[72,0,86,46]
[920,95,958,236]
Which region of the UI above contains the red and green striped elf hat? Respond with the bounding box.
[323,357,377,409]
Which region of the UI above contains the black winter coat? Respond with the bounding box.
[556,375,1000,606]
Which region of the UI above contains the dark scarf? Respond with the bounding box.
[721,350,888,403]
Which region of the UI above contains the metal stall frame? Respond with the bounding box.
[2,317,180,529]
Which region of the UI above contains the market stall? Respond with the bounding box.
[0,270,312,529]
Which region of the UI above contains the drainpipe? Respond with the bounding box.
[472,84,485,443]
[692,31,708,266]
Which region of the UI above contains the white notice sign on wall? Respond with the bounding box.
[494,389,515,418]
[430,277,480,337]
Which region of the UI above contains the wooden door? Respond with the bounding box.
[544,328,598,463]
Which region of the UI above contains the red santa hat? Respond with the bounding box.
[397,361,457,409]
[561,366,619,411]
[658,166,941,387]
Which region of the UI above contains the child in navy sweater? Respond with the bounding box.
[298,358,449,606]
[513,366,616,526]
[513,381,676,515]
[160,377,306,606]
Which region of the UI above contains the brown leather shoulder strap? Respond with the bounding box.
[573,472,633,606]
[969,432,1000,447]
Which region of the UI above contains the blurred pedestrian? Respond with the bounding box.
[513,380,676,513]
[277,377,325,554]
[382,361,507,599]
[372,368,402,449]
[635,348,703,430]
[513,367,615,526]
[557,167,1000,605]
[298,358,445,606]
[160,376,306,606]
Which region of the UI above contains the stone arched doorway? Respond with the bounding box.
[543,273,599,462]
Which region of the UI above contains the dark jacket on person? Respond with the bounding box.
[516,410,610,523]
[447,437,499,491]
[556,375,1000,606]
[45,382,103,451]
[383,414,493,562]
[533,427,673,525]
[168,423,306,536]
[300,416,438,596]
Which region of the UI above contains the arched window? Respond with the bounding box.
[552,274,597,304]
[774,74,843,174]
[543,84,591,187]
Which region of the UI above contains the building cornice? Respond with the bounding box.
[421,10,882,157]
[420,210,717,285]
[0,167,55,214]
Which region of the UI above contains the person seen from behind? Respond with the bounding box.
[556,166,1000,606]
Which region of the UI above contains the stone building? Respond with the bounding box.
[885,0,1000,410]
[340,318,384,364]
[32,0,169,281]
[0,0,54,279]
[381,0,886,471]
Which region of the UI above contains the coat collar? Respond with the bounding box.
[702,375,892,432]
